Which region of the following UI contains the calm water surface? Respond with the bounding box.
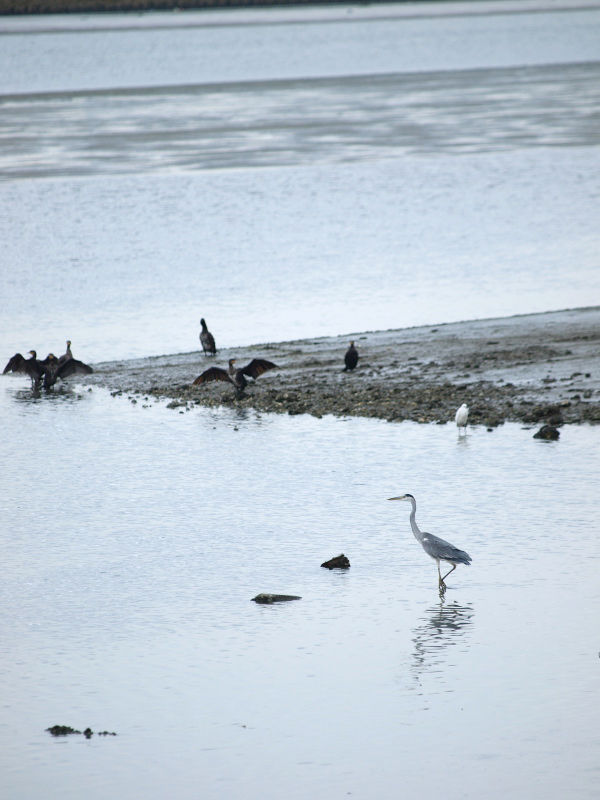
[0,384,599,799]
[1,3,600,797]
[1,1,599,359]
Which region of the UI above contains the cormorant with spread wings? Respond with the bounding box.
[193,358,277,393]
[41,352,94,389]
[3,351,46,389]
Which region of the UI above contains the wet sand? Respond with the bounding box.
[88,307,600,426]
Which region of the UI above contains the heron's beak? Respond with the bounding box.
[388,496,403,501]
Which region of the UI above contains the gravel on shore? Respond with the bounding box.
[87,307,600,427]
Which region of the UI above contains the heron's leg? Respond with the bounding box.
[436,561,446,590]
[441,563,457,583]
[437,568,447,598]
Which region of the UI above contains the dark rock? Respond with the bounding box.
[252,593,302,604]
[533,425,560,440]
[46,725,81,736]
[46,725,117,737]
[321,554,351,570]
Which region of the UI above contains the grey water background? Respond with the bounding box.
[1,0,600,359]
[1,389,599,800]
[1,1,600,798]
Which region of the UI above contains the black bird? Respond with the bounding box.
[3,351,46,389]
[57,340,73,366]
[199,318,217,356]
[343,341,359,371]
[41,352,93,389]
[193,358,277,393]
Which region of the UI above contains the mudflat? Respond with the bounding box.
[89,307,600,426]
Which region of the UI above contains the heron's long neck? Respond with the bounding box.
[408,498,422,542]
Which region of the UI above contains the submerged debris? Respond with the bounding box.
[533,425,560,440]
[252,593,301,604]
[46,725,117,737]
[321,553,351,570]
[46,725,80,736]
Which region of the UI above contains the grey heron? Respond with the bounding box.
[343,341,358,371]
[199,318,217,356]
[388,493,471,594]
[455,403,469,434]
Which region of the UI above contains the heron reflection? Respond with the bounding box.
[411,600,474,676]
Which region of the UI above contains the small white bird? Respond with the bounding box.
[455,403,469,433]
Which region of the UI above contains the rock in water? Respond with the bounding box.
[252,593,301,604]
[45,725,117,737]
[533,425,560,440]
[46,725,81,736]
[320,554,351,570]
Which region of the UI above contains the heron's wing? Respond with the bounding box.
[420,532,472,565]
[240,359,278,379]
[3,353,25,374]
[57,358,93,379]
[193,367,233,386]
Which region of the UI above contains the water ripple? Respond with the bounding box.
[1,62,599,180]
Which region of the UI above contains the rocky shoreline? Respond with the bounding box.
[87,307,600,427]
[0,0,355,15]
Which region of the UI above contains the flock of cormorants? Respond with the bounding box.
[194,318,278,393]
[3,320,360,398]
[194,319,469,436]
[192,318,359,395]
[3,341,93,391]
[4,321,469,429]
[2,325,471,442]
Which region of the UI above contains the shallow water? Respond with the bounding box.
[2,148,599,362]
[1,4,600,796]
[1,2,599,361]
[1,384,599,799]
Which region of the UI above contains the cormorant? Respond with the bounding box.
[343,341,359,371]
[58,340,73,366]
[199,319,217,356]
[193,358,277,393]
[3,351,46,389]
[42,352,93,389]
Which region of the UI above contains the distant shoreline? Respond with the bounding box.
[3,0,368,17]
[4,0,596,17]
[82,307,600,427]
